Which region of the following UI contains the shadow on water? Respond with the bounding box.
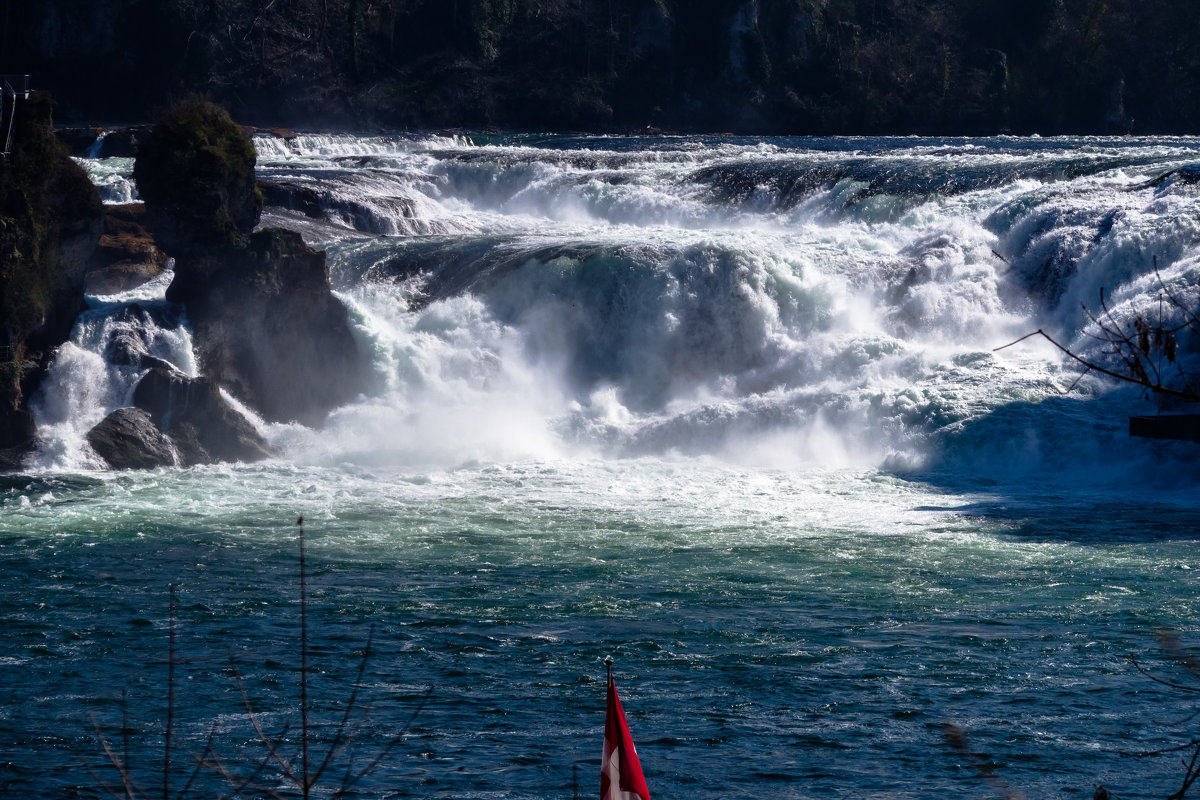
[0,473,105,496]
[893,393,1200,544]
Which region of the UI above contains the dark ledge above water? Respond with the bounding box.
[1129,415,1200,443]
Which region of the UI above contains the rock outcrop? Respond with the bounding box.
[86,407,177,470]
[173,228,368,424]
[0,92,104,470]
[134,98,368,426]
[83,204,169,295]
[132,366,272,466]
[133,98,261,256]
[102,304,180,372]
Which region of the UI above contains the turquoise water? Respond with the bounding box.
[10,134,1200,797]
[3,461,1198,798]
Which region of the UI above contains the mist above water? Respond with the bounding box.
[40,134,1200,480]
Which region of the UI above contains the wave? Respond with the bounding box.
[47,135,1200,475]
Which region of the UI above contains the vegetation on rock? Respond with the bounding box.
[136,98,369,427]
[0,91,103,467]
[133,96,261,254]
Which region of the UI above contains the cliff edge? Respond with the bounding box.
[0,92,103,470]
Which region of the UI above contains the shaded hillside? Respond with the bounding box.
[5,0,1199,133]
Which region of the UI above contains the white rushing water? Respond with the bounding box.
[35,133,1200,482]
[10,133,1200,800]
[252,134,1200,478]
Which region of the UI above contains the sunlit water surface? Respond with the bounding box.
[5,133,1200,798]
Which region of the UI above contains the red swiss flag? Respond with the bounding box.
[601,673,651,800]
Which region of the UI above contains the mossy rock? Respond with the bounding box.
[0,91,103,458]
[133,97,261,254]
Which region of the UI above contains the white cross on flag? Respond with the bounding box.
[601,668,651,800]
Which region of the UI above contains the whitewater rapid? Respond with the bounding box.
[52,134,1200,478]
[10,133,1200,800]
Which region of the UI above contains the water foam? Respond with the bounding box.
[55,135,1200,475]
[28,274,198,471]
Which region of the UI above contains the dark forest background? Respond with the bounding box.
[5,0,1199,134]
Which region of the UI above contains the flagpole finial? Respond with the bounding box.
[604,655,613,666]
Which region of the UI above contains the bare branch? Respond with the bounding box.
[311,626,376,784]
[995,329,1200,401]
[1131,656,1200,694]
[228,651,301,786]
[333,686,433,798]
[942,723,1028,800]
[89,709,140,800]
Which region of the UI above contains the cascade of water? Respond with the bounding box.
[59,135,1200,473]
[27,273,198,470]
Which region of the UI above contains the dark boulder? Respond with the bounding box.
[94,127,150,159]
[133,366,272,466]
[100,304,184,371]
[168,228,369,424]
[86,407,177,470]
[258,179,327,219]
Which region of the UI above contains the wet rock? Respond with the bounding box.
[105,327,150,367]
[258,180,326,219]
[0,92,104,468]
[133,367,272,466]
[84,204,168,295]
[135,100,368,425]
[169,228,370,425]
[86,407,177,470]
[85,261,164,296]
[101,304,182,370]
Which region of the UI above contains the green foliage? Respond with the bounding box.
[0,92,101,352]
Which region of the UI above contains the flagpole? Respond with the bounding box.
[600,654,651,800]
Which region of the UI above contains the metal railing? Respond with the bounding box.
[0,74,29,165]
[0,75,29,101]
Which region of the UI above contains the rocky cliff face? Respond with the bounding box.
[135,98,369,426]
[0,92,103,469]
[83,204,169,295]
[171,228,368,425]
